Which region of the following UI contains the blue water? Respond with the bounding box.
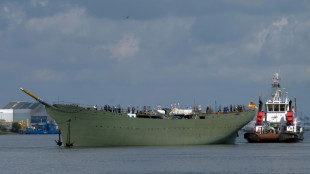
[0,132,309,174]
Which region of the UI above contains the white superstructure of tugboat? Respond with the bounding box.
[244,73,304,143]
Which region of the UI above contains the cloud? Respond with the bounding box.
[246,29,269,53]
[1,4,25,30]
[73,69,95,81]
[26,7,87,36]
[272,17,288,27]
[33,69,65,83]
[31,0,48,7]
[101,34,140,60]
[244,16,310,67]
[246,17,290,53]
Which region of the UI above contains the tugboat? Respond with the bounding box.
[244,73,304,143]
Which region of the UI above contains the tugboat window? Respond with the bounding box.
[280,104,285,112]
[268,105,273,112]
[274,104,279,111]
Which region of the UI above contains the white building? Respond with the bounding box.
[0,109,13,122]
[1,102,53,128]
[0,109,30,122]
[0,108,30,129]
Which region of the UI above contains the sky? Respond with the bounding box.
[1,0,310,115]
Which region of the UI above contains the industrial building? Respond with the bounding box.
[0,102,55,130]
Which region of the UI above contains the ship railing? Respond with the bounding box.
[52,101,96,108]
[52,101,164,114]
[52,101,129,113]
[267,96,288,103]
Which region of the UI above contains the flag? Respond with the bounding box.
[249,102,258,109]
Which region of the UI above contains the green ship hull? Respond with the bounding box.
[46,104,255,147]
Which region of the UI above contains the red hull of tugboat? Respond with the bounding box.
[244,132,304,143]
